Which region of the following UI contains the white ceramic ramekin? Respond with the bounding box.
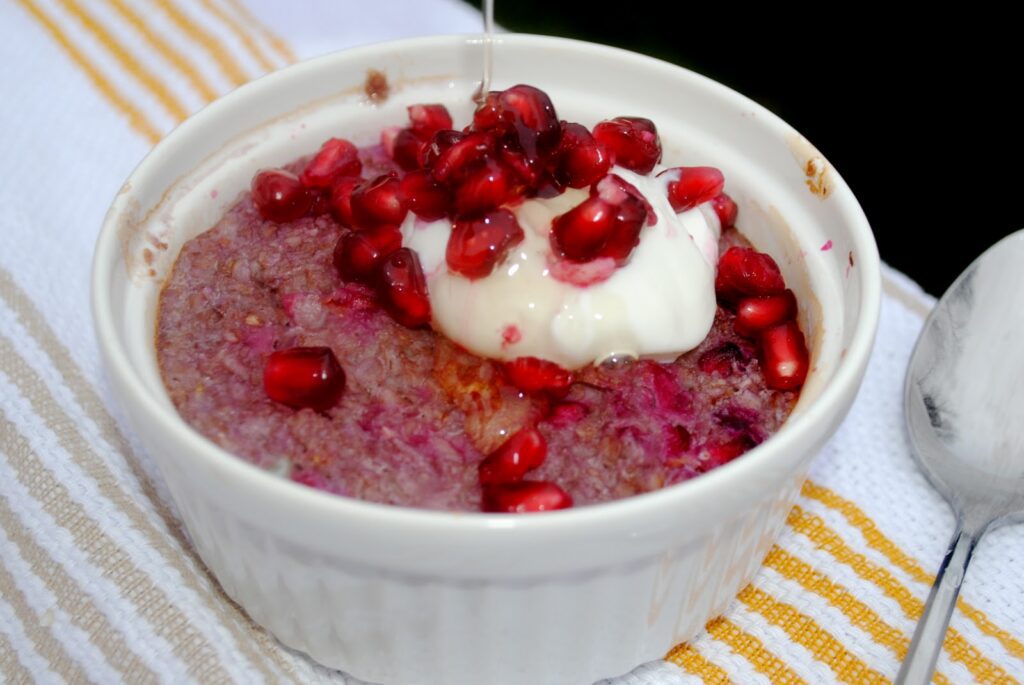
[92,34,880,685]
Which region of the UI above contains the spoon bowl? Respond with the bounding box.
[898,229,1024,683]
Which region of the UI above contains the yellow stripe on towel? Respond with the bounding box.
[106,0,220,103]
[665,641,732,684]
[788,504,1016,684]
[57,0,190,122]
[737,584,890,685]
[803,480,1024,662]
[221,0,296,64]
[198,0,277,72]
[150,0,252,87]
[13,0,162,143]
[707,617,807,684]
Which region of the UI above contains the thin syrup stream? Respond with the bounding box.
[477,0,494,103]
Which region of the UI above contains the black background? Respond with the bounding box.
[462,3,1020,296]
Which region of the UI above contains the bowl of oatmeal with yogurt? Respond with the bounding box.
[93,34,879,685]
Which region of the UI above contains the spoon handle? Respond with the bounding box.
[896,522,980,684]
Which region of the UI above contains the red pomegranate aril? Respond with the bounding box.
[711,192,738,229]
[735,289,797,337]
[715,246,786,305]
[329,177,362,228]
[481,480,573,513]
[431,131,495,183]
[251,169,314,222]
[408,103,453,137]
[478,427,547,486]
[474,85,560,154]
[661,166,725,212]
[378,248,431,328]
[504,356,573,398]
[602,194,646,263]
[593,174,655,226]
[390,127,427,172]
[497,141,541,186]
[555,122,610,188]
[447,209,524,279]
[550,196,616,262]
[351,174,407,228]
[452,159,517,217]
[333,224,403,283]
[592,117,661,174]
[421,129,464,170]
[759,320,809,391]
[299,138,361,188]
[399,170,450,220]
[264,346,345,411]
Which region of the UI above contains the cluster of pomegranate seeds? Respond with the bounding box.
[263,346,346,411]
[242,83,811,507]
[713,245,809,391]
[477,426,572,512]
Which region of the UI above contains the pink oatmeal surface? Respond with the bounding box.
[157,197,796,511]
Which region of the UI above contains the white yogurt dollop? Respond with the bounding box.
[402,167,721,370]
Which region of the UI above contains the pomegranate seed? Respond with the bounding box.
[431,131,496,182]
[478,427,547,486]
[481,480,573,513]
[592,117,661,174]
[251,169,313,222]
[602,194,646,263]
[735,289,797,337]
[329,177,362,228]
[378,248,431,328]
[698,342,750,376]
[497,140,541,186]
[390,128,427,172]
[472,91,503,130]
[661,166,725,212]
[555,122,610,188]
[474,85,560,154]
[264,346,345,411]
[711,192,738,229]
[550,197,615,262]
[452,159,517,217]
[593,174,655,226]
[299,138,361,188]
[760,320,809,390]
[446,209,524,279]
[399,170,450,220]
[351,174,407,228]
[333,224,403,283]
[408,103,453,137]
[421,129,464,171]
[504,356,573,398]
[715,247,786,304]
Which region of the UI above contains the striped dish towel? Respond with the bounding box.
[1,1,1021,683]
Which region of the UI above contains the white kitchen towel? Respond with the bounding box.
[1,1,1022,683]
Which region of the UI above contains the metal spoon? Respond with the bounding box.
[898,229,1024,683]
